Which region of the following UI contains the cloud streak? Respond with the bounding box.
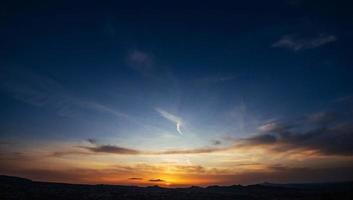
[129,177,143,180]
[0,67,131,121]
[52,140,229,157]
[155,108,184,135]
[239,111,353,156]
[272,34,337,51]
[149,178,165,182]
[82,145,141,155]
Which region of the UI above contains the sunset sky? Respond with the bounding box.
[1,1,353,187]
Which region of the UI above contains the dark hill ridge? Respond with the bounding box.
[1,175,353,200]
[260,181,353,190]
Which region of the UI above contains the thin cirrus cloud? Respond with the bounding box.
[239,109,353,156]
[272,34,337,51]
[240,123,353,156]
[155,108,184,135]
[51,100,353,158]
[0,67,131,121]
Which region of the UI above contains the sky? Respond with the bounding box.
[1,0,353,187]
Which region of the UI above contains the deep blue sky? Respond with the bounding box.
[1,0,353,140]
[1,1,353,185]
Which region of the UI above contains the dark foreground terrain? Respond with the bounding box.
[1,175,353,200]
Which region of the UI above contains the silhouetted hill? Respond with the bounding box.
[261,181,353,190]
[1,175,353,200]
[0,175,32,184]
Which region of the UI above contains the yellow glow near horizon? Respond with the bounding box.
[2,138,353,186]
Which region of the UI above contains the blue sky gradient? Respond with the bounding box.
[1,1,353,185]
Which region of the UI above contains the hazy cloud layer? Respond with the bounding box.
[53,107,353,157]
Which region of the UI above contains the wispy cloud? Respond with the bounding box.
[53,139,229,156]
[127,50,154,76]
[0,67,130,121]
[272,34,337,51]
[52,105,353,158]
[45,97,353,158]
[239,110,353,156]
[81,101,131,120]
[257,121,288,133]
[87,138,98,145]
[155,108,184,135]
